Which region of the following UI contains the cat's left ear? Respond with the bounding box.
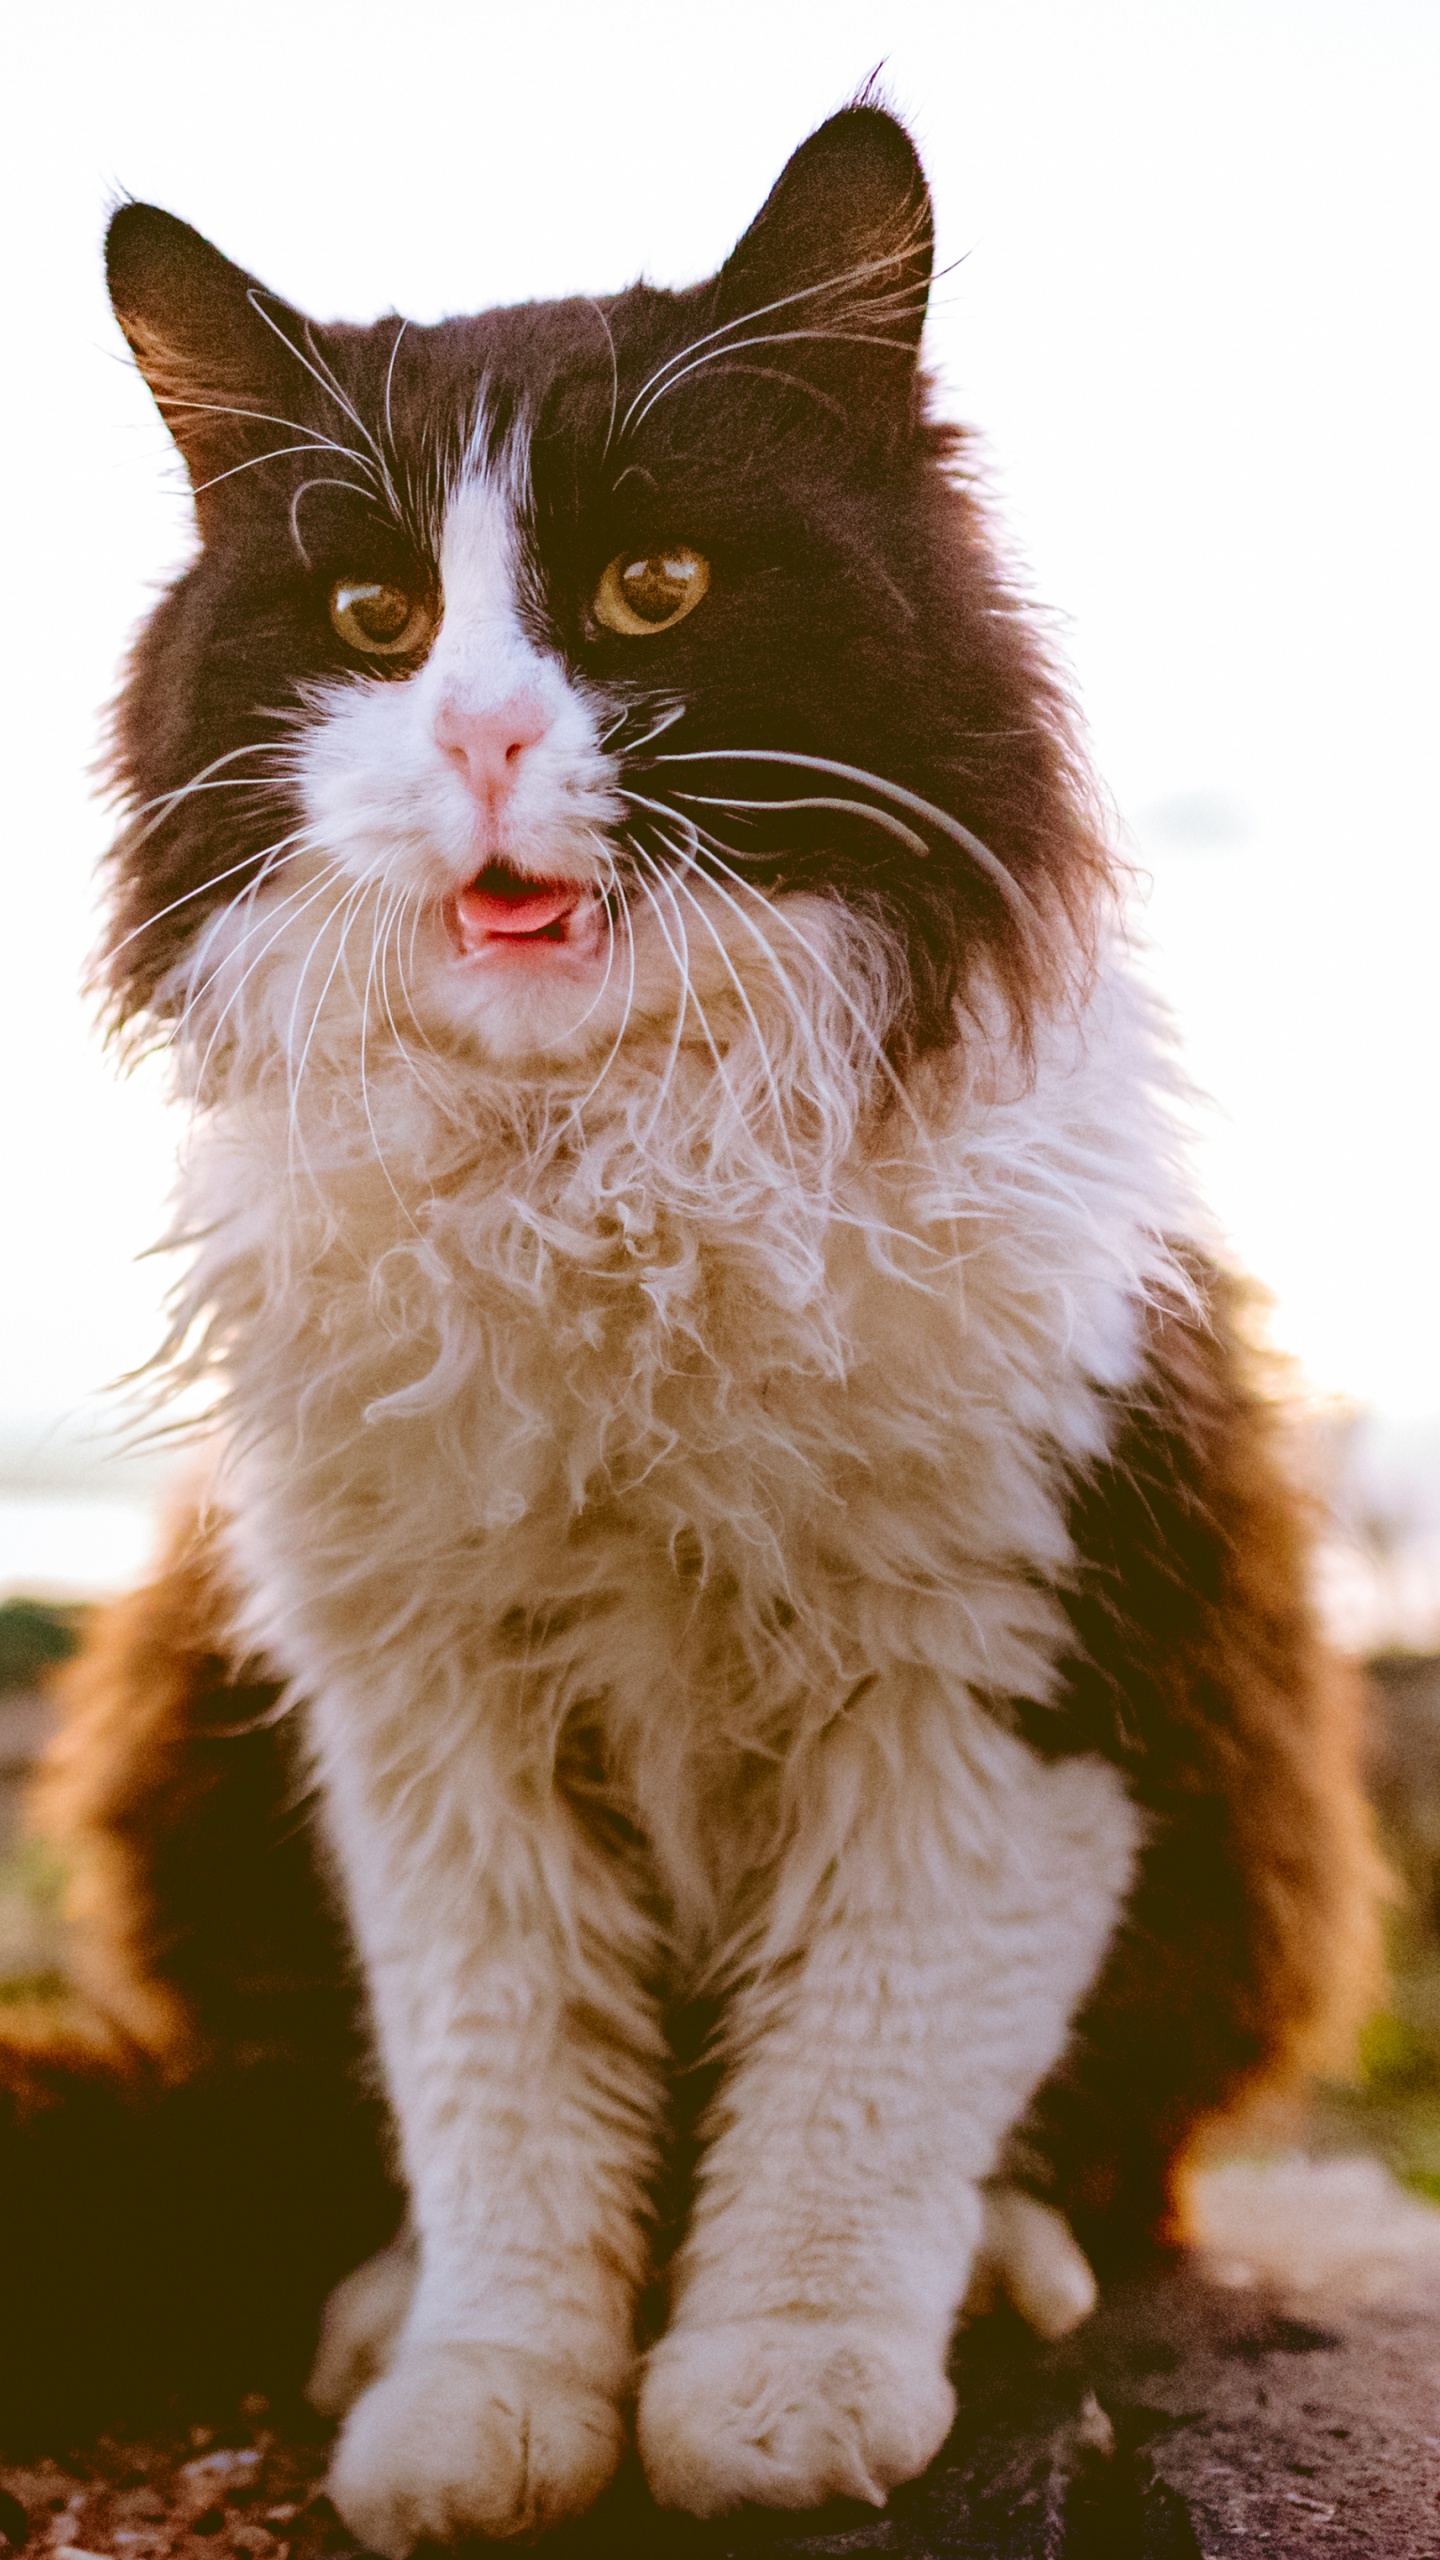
[712,104,933,436]
[106,202,317,516]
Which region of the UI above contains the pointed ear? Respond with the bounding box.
[106,203,313,504]
[712,107,933,433]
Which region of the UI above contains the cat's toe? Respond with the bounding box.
[307,2232,418,2417]
[637,2316,955,2516]
[975,2186,1098,2340]
[327,2341,623,2552]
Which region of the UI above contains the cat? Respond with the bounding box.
[5,99,1379,2545]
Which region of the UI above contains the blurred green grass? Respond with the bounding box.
[1309,1653,1440,2200]
[0,1598,82,2000]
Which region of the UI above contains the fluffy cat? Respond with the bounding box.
[2,102,1379,2543]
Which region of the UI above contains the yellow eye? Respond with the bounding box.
[328,579,436,657]
[593,546,710,637]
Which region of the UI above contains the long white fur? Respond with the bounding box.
[151,459,1188,2542]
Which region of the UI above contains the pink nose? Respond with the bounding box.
[434,692,551,818]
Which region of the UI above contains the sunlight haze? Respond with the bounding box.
[2,0,1436,1587]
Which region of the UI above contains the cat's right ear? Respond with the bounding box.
[711,107,934,439]
[105,204,309,507]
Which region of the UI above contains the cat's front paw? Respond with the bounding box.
[637,2316,956,2515]
[327,2342,623,2552]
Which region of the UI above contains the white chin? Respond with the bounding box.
[426,947,625,1061]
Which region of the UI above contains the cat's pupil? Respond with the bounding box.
[621,553,701,622]
[345,583,412,641]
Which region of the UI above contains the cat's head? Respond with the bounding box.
[103,104,1105,1083]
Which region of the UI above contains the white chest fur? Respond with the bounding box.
[165,899,1176,2539]
[169,905,1179,1935]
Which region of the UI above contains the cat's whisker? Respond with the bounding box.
[281,889,378,1203]
[582,298,621,468]
[549,860,624,1051]
[106,829,316,964]
[650,749,1037,930]
[630,855,754,1170]
[381,318,411,470]
[674,849,957,1277]
[183,860,352,1106]
[597,698,687,759]
[648,747,1019,896]
[631,885,690,1157]
[650,848,805,1189]
[244,292,402,519]
[357,886,425,1234]
[658,808,952,1183]
[642,821,949,1269]
[157,396,384,488]
[650,832,829,1094]
[624,327,932,442]
[670,789,933,866]
[289,476,392,563]
[561,883,639,1133]
[396,893,452,1072]
[284,876,374,1184]
[376,882,449,1107]
[615,240,933,444]
[172,845,333,1031]
[629,868,703,1137]
[192,441,372,499]
[118,741,288,850]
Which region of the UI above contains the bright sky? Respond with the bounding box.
[3,0,1437,1487]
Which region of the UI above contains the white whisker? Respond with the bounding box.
[192,441,365,498]
[106,830,313,961]
[183,860,349,1105]
[644,804,949,1180]
[561,881,639,1132]
[357,883,424,1233]
[382,318,410,463]
[583,298,620,466]
[630,855,757,1174]
[650,749,1034,922]
[157,396,384,487]
[652,849,803,1189]
[625,327,929,441]
[119,742,287,852]
[616,241,930,445]
[670,789,932,865]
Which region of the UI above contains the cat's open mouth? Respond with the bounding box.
[445,863,590,958]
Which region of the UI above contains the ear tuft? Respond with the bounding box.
[712,106,933,432]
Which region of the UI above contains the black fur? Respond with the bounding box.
[104,105,1102,1051]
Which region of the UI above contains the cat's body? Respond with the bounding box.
[1,103,1379,2541]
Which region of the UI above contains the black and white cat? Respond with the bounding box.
[83,101,1373,2545]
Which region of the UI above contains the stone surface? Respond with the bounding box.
[4,1640,1440,2549]
[5,2158,1440,2558]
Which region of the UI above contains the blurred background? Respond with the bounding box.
[4,0,1437,1630]
[2,0,1438,2159]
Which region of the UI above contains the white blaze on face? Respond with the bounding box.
[293,461,627,1057]
[276,453,843,1071]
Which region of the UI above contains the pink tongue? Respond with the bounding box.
[454,875,581,947]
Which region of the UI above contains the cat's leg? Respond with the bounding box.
[311,1712,664,2555]
[638,1687,1139,2516]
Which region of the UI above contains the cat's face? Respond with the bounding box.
[104,106,1100,1076]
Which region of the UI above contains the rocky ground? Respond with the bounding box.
[3,2158,1440,2560]
[6,1611,1440,2555]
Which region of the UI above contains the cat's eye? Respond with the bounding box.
[328,579,436,658]
[593,547,710,637]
